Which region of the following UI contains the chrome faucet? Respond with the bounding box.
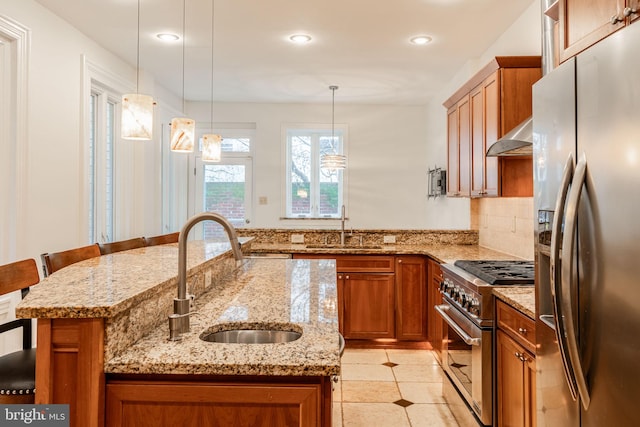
[340,205,346,246]
[169,212,243,341]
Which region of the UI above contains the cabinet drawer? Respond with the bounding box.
[496,299,535,354]
[335,255,395,273]
[292,254,394,273]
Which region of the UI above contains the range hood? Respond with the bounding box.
[486,116,533,157]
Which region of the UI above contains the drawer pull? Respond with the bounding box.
[518,327,528,335]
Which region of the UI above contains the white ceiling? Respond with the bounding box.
[35,0,535,104]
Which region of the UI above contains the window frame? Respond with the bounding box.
[283,123,348,219]
[187,125,255,238]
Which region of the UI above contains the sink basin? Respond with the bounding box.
[200,324,302,344]
[305,244,383,250]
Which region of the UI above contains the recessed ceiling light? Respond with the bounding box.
[410,35,432,45]
[157,33,180,42]
[289,34,312,44]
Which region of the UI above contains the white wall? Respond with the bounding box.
[0,0,175,265]
[187,101,435,229]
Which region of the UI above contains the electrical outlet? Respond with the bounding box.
[259,196,268,205]
[383,235,396,244]
[511,216,517,233]
[291,234,305,244]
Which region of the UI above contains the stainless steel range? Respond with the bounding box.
[437,260,534,426]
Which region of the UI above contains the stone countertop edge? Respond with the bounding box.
[15,238,255,319]
[249,242,529,264]
[492,287,535,319]
[105,258,341,377]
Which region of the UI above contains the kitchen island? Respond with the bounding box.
[16,240,340,427]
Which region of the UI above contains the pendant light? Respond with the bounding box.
[202,0,222,162]
[321,85,347,169]
[121,0,154,140]
[170,0,195,152]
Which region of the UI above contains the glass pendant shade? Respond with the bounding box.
[170,117,195,152]
[320,153,347,170]
[202,134,222,162]
[121,93,154,140]
[320,85,346,170]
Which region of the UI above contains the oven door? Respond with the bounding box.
[436,300,493,426]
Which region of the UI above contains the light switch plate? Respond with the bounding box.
[383,235,396,244]
[291,234,305,244]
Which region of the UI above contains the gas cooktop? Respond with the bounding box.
[453,260,534,285]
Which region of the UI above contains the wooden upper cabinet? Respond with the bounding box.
[444,57,541,198]
[447,95,471,197]
[558,0,632,62]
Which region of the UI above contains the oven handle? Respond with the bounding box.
[435,304,481,346]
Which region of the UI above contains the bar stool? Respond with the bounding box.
[0,258,39,404]
[41,243,101,277]
[98,237,146,255]
[144,232,180,246]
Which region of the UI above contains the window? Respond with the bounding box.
[285,126,345,218]
[88,85,117,243]
[193,127,254,239]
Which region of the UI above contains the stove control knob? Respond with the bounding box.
[451,286,459,299]
[469,298,480,316]
[458,292,467,306]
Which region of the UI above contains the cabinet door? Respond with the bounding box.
[447,95,470,197]
[559,0,626,62]
[497,329,536,427]
[342,273,395,339]
[524,353,537,427]
[426,260,444,360]
[470,85,485,197]
[395,256,427,341]
[482,72,500,196]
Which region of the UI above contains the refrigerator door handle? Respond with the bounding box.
[550,154,579,401]
[561,153,591,410]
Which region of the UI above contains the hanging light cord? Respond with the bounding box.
[182,0,186,113]
[211,0,216,126]
[330,85,338,146]
[136,0,141,93]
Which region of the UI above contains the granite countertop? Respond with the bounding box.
[16,239,340,377]
[106,258,340,377]
[249,243,526,264]
[492,287,535,319]
[16,238,253,319]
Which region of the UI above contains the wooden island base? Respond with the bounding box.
[106,375,332,427]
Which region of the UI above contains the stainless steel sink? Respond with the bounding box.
[200,327,302,344]
[304,244,383,250]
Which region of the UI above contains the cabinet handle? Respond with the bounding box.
[611,13,624,24]
[624,7,637,17]
[398,259,403,263]
[514,351,528,362]
[346,275,350,280]
[518,327,528,335]
[338,275,343,279]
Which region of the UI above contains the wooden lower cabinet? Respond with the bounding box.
[426,259,444,360]
[294,254,429,342]
[106,376,332,427]
[341,272,395,339]
[395,256,427,341]
[496,299,537,427]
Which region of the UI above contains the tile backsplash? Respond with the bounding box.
[470,197,534,260]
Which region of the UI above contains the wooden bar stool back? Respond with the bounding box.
[98,237,146,255]
[0,258,39,404]
[41,243,101,277]
[144,232,180,246]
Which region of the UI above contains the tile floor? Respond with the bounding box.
[333,348,459,427]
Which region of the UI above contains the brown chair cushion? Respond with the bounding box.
[0,348,36,396]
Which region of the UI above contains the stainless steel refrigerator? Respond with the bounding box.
[533,20,640,427]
